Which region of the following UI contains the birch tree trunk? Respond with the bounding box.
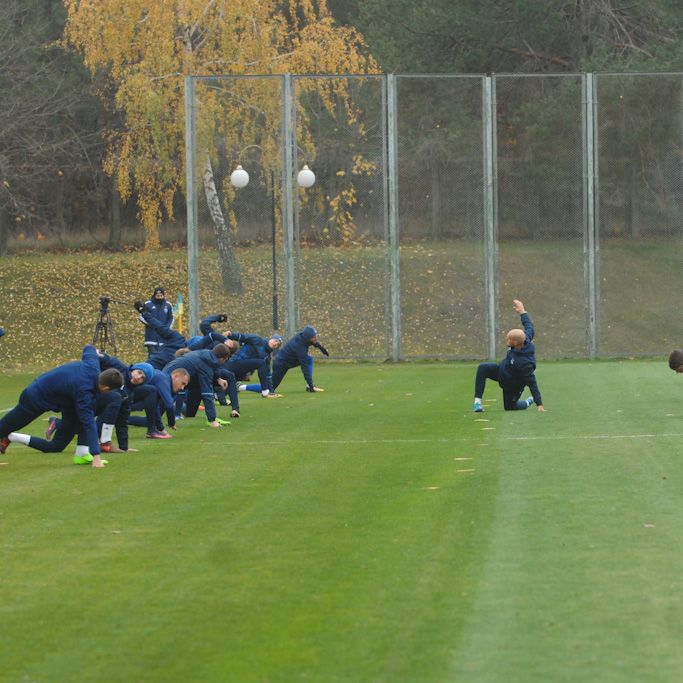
[108,181,122,251]
[203,153,243,294]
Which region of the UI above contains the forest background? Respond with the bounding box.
[2,0,683,256]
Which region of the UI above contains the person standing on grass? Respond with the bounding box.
[140,287,174,357]
[135,301,187,369]
[473,299,545,413]
[0,345,124,467]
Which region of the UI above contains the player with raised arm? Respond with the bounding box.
[473,299,545,413]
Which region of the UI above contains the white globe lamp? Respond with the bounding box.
[230,165,249,188]
[297,165,316,188]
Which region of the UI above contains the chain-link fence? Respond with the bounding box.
[185,72,683,360]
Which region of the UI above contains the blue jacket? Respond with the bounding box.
[142,298,174,348]
[162,349,221,422]
[149,372,177,428]
[142,312,187,369]
[227,332,275,390]
[98,354,148,392]
[274,331,316,389]
[499,312,542,405]
[188,315,227,350]
[24,345,101,454]
[229,332,273,362]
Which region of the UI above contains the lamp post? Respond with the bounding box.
[230,160,315,330]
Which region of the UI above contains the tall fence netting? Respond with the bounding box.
[185,73,683,361]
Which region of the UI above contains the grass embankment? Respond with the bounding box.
[0,239,680,371]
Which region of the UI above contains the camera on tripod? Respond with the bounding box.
[93,296,122,354]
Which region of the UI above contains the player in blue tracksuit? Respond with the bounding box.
[187,314,241,409]
[88,355,156,449]
[227,331,282,396]
[143,311,235,410]
[246,326,328,393]
[162,345,232,428]
[0,346,124,467]
[134,302,188,370]
[187,314,229,350]
[128,367,191,438]
[44,353,156,453]
[140,287,174,356]
[473,299,545,412]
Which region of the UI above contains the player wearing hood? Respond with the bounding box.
[140,287,174,356]
[264,326,328,393]
[134,301,187,370]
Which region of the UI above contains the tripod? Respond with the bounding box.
[92,297,117,354]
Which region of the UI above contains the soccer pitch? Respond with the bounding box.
[1,361,682,682]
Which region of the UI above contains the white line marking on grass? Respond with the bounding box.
[504,432,683,441]
[222,432,683,448]
[0,407,13,413]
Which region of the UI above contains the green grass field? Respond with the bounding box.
[2,361,683,682]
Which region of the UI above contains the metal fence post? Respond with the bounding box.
[292,76,302,332]
[184,76,200,336]
[584,73,598,358]
[281,74,297,339]
[483,76,497,360]
[386,74,401,361]
[381,77,390,360]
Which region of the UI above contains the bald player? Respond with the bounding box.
[473,299,544,412]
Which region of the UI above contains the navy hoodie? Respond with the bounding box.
[274,330,318,389]
[187,315,228,351]
[142,297,174,348]
[24,345,102,454]
[162,349,221,422]
[142,312,187,369]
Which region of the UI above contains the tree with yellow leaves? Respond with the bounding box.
[63,0,377,292]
